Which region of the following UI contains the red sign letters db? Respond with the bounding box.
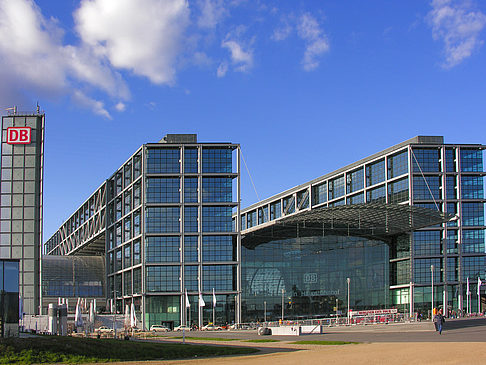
[6,127,31,145]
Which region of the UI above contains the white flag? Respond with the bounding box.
[185,290,190,308]
[125,304,131,327]
[75,298,83,327]
[213,288,217,307]
[199,292,205,307]
[478,277,482,296]
[19,295,23,320]
[89,301,95,323]
[130,303,137,328]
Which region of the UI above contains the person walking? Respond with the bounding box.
[434,309,445,335]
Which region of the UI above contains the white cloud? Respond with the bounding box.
[270,13,329,71]
[428,0,486,68]
[115,102,126,112]
[217,62,228,77]
[272,21,292,41]
[63,45,129,99]
[221,39,253,73]
[72,90,111,119]
[193,51,212,67]
[0,0,66,95]
[145,101,157,110]
[197,0,227,28]
[0,0,128,115]
[297,13,329,71]
[75,0,190,85]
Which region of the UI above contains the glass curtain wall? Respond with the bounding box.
[143,145,238,329]
[106,149,143,321]
[242,235,389,322]
[410,147,485,317]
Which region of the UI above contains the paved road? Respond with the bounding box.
[116,319,486,365]
[157,317,486,343]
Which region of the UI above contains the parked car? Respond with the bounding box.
[150,325,170,332]
[97,326,114,333]
[173,325,191,332]
[201,324,223,331]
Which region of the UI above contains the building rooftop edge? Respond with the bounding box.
[241,135,485,213]
[44,139,239,247]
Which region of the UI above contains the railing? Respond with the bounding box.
[236,313,416,329]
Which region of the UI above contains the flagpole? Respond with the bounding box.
[467,277,470,316]
[198,292,205,329]
[478,277,482,314]
[185,289,191,328]
[212,289,216,326]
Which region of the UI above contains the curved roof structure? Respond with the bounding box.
[242,203,452,248]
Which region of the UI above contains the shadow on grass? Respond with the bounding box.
[244,339,281,343]
[172,336,238,341]
[0,336,258,364]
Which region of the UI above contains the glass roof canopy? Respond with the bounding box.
[242,203,453,249]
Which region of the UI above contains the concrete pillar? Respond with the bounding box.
[48,304,57,335]
[58,304,68,336]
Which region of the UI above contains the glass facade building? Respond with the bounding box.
[0,259,19,337]
[44,135,484,323]
[242,236,389,321]
[45,134,241,329]
[240,136,485,320]
[0,111,44,316]
[41,256,105,312]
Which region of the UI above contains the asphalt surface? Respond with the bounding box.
[155,317,486,343]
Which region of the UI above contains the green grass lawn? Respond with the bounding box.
[244,339,281,343]
[0,336,258,364]
[173,336,238,341]
[291,340,360,345]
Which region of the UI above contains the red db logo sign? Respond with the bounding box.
[6,127,31,145]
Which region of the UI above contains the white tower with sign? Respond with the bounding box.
[0,108,45,315]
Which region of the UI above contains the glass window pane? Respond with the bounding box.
[146,236,180,263]
[412,148,440,172]
[346,168,364,194]
[202,148,232,173]
[460,149,483,172]
[388,151,408,178]
[202,178,232,202]
[147,148,180,173]
[184,148,198,173]
[388,178,409,203]
[146,178,180,203]
[202,206,232,232]
[146,207,180,233]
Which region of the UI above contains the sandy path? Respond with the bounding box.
[107,341,486,365]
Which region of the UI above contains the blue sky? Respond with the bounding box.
[0,0,485,240]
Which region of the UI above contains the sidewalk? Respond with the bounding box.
[106,341,486,365]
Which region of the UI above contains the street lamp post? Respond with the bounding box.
[431,265,434,319]
[347,278,351,325]
[336,298,339,324]
[281,289,284,322]
[264,301,267,323]
[409,282,414,319]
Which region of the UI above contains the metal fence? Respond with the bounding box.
[235,312,416,329]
